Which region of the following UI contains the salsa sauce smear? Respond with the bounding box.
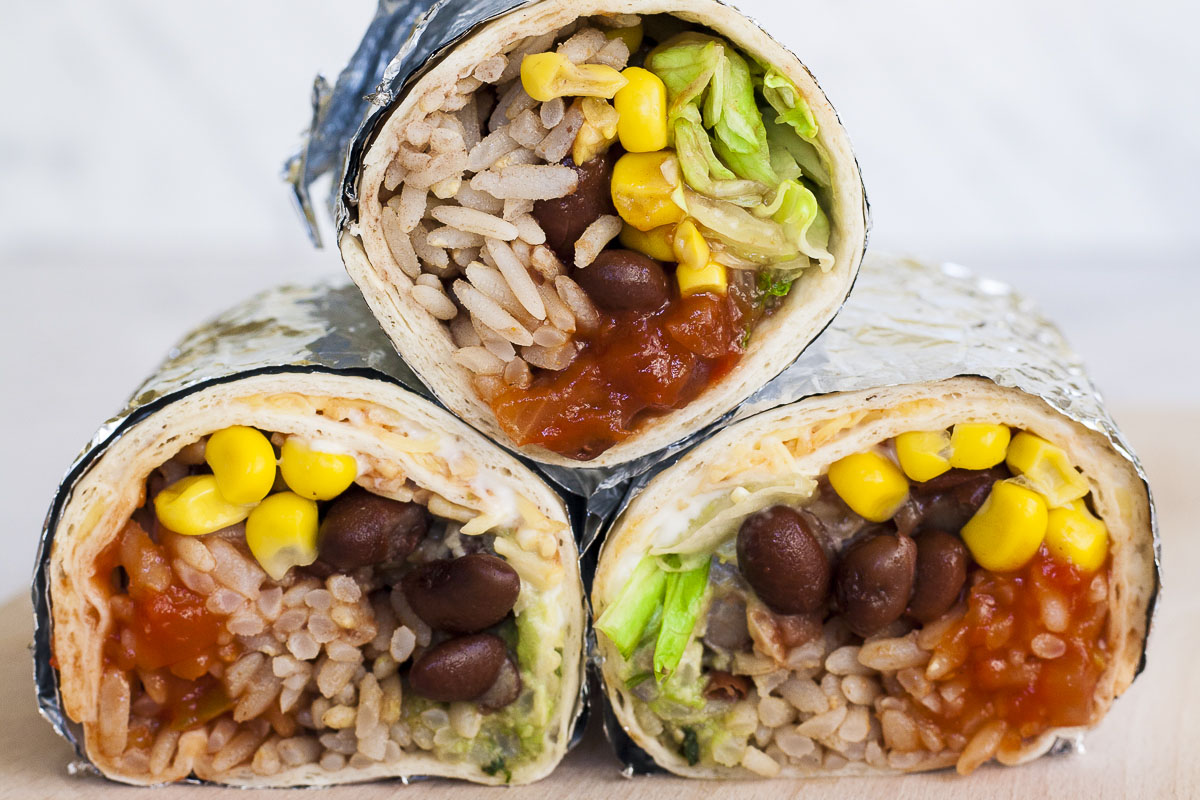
[490,275,766,459]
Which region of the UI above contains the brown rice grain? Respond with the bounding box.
[757,696,795,728]
[176,560,216,595]
[278,736,321,767]
[796,704,847,739]
[308,613,339,644]
[879,709,921,752]
[251,738,281,776]
[740,745,781,777]
[206,538,263,599]
[858,633,929,671]
[212,730,265,772]
[319,751,347,771]
[389,626,417,662]
[956,720,1007,775]
[233,664,281,722]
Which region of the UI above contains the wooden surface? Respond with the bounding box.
[1,410,1193,799]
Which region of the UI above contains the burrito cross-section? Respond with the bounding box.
[45,372,583,786]
[340,0,867,466]
[593,378,1155,777]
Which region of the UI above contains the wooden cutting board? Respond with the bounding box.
[2,410,1193,799]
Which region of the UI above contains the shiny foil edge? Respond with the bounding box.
[586,251,1161,775]
[288,0,868,495]
[32,283,588,785]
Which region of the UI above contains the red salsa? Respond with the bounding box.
[917,546,1109,747]
[490,277,767,459]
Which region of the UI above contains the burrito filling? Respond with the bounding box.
[83,424,565,782]
[378,14,834,459]
[597,424,1110,775]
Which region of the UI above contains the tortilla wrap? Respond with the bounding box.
[339,0,868,467]
[593,377,1155,777]
[47,371,583,786]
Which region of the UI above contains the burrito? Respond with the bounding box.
[339,0,868,465]
[593,377,1155,777]
[38,289,583,786]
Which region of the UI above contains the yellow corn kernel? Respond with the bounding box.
[827,451,910,523]
[961,479,1048,572]
[672,219,710,270]
[614,67,668,153]
[573,97,620,164]
[619,223,676,261]
[279,438,357,501]
[244,492,319,581]
[154,475,252,537]
[948,423,1012,470]
[894,430,952,483]
[611,151,685,231]
[520,52,627,102]
[603,22,643,54]
[1005,431,1090,507]
[204,426,276,505]
[676,261,727,296]
[1045,499,1108,572]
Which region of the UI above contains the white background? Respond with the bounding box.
[1,1,1196,599]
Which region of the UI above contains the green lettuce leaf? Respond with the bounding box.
[759,179,834,270]
[766,118,831,187]
[646,34,722,117]
[761,68,818,140]
[674,107,766,206]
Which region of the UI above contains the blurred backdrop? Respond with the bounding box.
[1,0,1196,597]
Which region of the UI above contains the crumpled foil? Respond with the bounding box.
[285,0,867,508]
[591,250,1161,774]
[32,282,588,783]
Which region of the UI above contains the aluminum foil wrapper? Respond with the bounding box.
[32,282,588,782]
[285,0,866,513]
[592,250,1161,774]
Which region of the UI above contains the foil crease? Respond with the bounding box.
[32,282,588,783]
[592,251,1160,774]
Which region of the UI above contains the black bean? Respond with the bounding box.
[317,488,427,571]
[401,553,520,634]
[408,633,507,702]
[907,530,969,623]
[895,465,1011,536]
[572,249,670,312]
[533,148,619,262]
[835,533,917,637]
[736,506,831,615]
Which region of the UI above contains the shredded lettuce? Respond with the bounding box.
[649,478,817,556]
[760,67,819,140]
[646,33,836,277]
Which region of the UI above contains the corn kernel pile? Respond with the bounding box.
[829,424,1108,573]
[519,39,730,299]
[153,426,359,579]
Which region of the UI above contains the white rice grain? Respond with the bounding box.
[573,214,622,267]
[554,275,600,334]
[473,54,507,83]
[512,214,546,245]
[467,129,521,173]
[535,102,584,163]
[472,164,578,200]
[453,346,505,375]
[485,239,546,320]
[431,205,519,240]
[454,281,535,346]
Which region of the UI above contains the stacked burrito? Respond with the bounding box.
[34,0,1157,789]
